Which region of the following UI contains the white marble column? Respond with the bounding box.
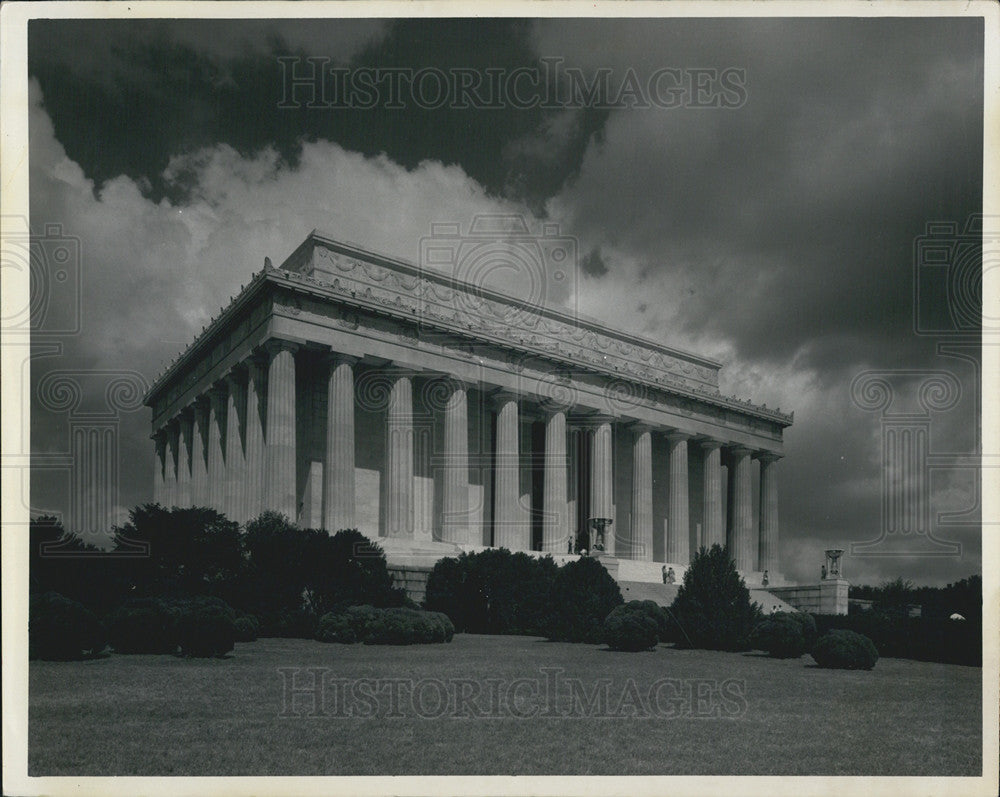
[191,399,209,508]
[164,422,178,508]
[631,425,653,561]
[757,452,781,574]
[244,355,266,522]
[385,367,414,538]
[568,426,580,552]
[153,431,166,505]
[492,392,525,549]
[589,418,613,553]
[542,407,568,553]
[263,340,298,519]
[700,439,725,549]
[224,372,246,522]
[207,384,227,512]
[666,431,691,564]
[175,411,192,508]
[323,353,356,533]
[727,445,755,572]
[441,378,469,544]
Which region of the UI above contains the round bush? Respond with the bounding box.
[603,605,659,651]
[106,598,179,654]
[316,611,359,644]
[623,600,672,642]
[233,615,259,642]
[750,615,807,658]
[176,606,236,657]
[811,629,879,670]
[30,592,106,660]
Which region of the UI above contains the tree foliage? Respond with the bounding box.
[669,544,761,651]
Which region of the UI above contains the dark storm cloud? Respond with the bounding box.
[545,17,983,372]
[28,18,607,211]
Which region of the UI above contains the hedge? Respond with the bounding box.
[106,598,179,654]
[29,592,106,660]
[316,605,454,645]
[813,611,980,666]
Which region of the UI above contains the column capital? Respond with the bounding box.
[224,368,245,389]
[577,411,615,427]
[627,420,655,434]
[538,399,570,417]
[664,429,693,444]
[263,337,300,357]
[490,387,521,408]
[208,381,228,401]
[698,437,725,451]
[322,350,359,367]
[727,444,753,458]
[151,427,168,442]
[754,450,783,464]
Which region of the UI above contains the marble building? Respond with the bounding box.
[144,227,794,587]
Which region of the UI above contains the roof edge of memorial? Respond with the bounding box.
[143,231,793,427]
[299,229,725,371]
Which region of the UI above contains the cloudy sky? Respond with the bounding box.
[25,14,984,586]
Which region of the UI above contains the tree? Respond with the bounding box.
[112,504,244,601]
[669,544,761,651]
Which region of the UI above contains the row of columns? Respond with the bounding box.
[153,338,780,572]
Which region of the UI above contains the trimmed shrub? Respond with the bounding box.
[233,615,259,642]
[176,605,236,658]
[623,600,672,642]
[424,548,556,636]
[106,598,179,654]
[669,544,761,651]
[425,611,456,643]
[750,614,807,658]
[316,611,359,644]
[811,629,879,670]
[603,604,659,652]
[364,608,440,645]
[786,611,818,648]
[546,557,623,643]
[29,592,106,660]
[257,608,319,639]
[316,605,452,645]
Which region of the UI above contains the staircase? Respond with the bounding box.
[616,580,798,614]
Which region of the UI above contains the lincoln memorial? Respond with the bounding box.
[144,224,794,589]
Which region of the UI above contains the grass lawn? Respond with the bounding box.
[29,635,982,776]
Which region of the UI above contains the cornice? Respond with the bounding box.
[144,234,794,429]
